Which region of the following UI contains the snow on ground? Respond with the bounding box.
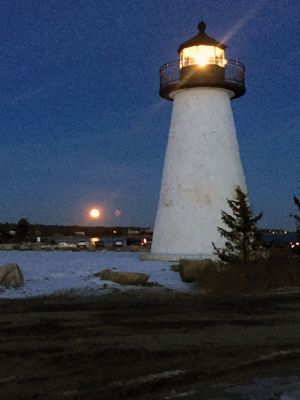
[0,250,191,299]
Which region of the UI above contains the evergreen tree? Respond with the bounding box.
[212,187,263,264]
[291,195,300,237]
[16,218,30,241]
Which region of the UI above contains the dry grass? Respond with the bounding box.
[193,250,300,295]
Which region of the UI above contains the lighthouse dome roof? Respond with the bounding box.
[178,21,227,52]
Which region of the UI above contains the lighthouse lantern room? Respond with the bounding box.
[148,21,247,261]
[179,21,226,67]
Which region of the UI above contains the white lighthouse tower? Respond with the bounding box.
[149,21,247,261]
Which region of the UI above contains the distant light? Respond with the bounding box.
[113,230,117,234]
[290,242,300,249]
[90,237,100,243]
[90,208,100,218]
[143,238,147,244]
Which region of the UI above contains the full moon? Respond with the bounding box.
[90,208,100,218]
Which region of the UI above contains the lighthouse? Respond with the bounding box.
[149,21,247,261]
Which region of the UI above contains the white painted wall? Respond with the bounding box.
[150,87,246,261]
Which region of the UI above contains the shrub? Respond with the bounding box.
[193,253,300,295]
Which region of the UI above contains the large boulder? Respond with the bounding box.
[170,264,180,272]
[179,259,216,283]
[0,263,24,288]
[98,269,149,285]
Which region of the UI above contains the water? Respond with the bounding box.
[262,232,298,243]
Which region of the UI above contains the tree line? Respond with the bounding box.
[0,192,299,252]
[0,223,151,243]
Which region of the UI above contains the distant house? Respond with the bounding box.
[128,229,140,235]
[75,231,86,236]
[77,241,90,249]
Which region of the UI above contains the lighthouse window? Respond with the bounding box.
[180,45,226,69]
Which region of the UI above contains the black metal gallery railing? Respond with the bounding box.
[159,58,245,99]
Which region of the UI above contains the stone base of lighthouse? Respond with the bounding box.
[148,87,246,262]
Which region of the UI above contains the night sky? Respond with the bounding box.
[0,0,299,229]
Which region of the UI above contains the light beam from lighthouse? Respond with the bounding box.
[148,21,247,261]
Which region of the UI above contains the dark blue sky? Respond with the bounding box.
[0,0,299,228]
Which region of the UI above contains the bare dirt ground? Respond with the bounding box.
[1,288,300,399]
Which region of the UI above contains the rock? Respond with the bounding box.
[179,259,216,283]
[0,263,24,288]
[99,269,149,285]
[170,264,180,272]
[19,244,30,251]
[0,244,14,250]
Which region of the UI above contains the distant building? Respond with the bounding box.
[128,229,140,235]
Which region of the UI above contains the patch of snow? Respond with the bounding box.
[110,369,186,388]
[226,376,300,400]
[0,251,191,299]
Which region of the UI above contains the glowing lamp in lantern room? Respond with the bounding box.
[177,21,228,88]
[180,44,227,68]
